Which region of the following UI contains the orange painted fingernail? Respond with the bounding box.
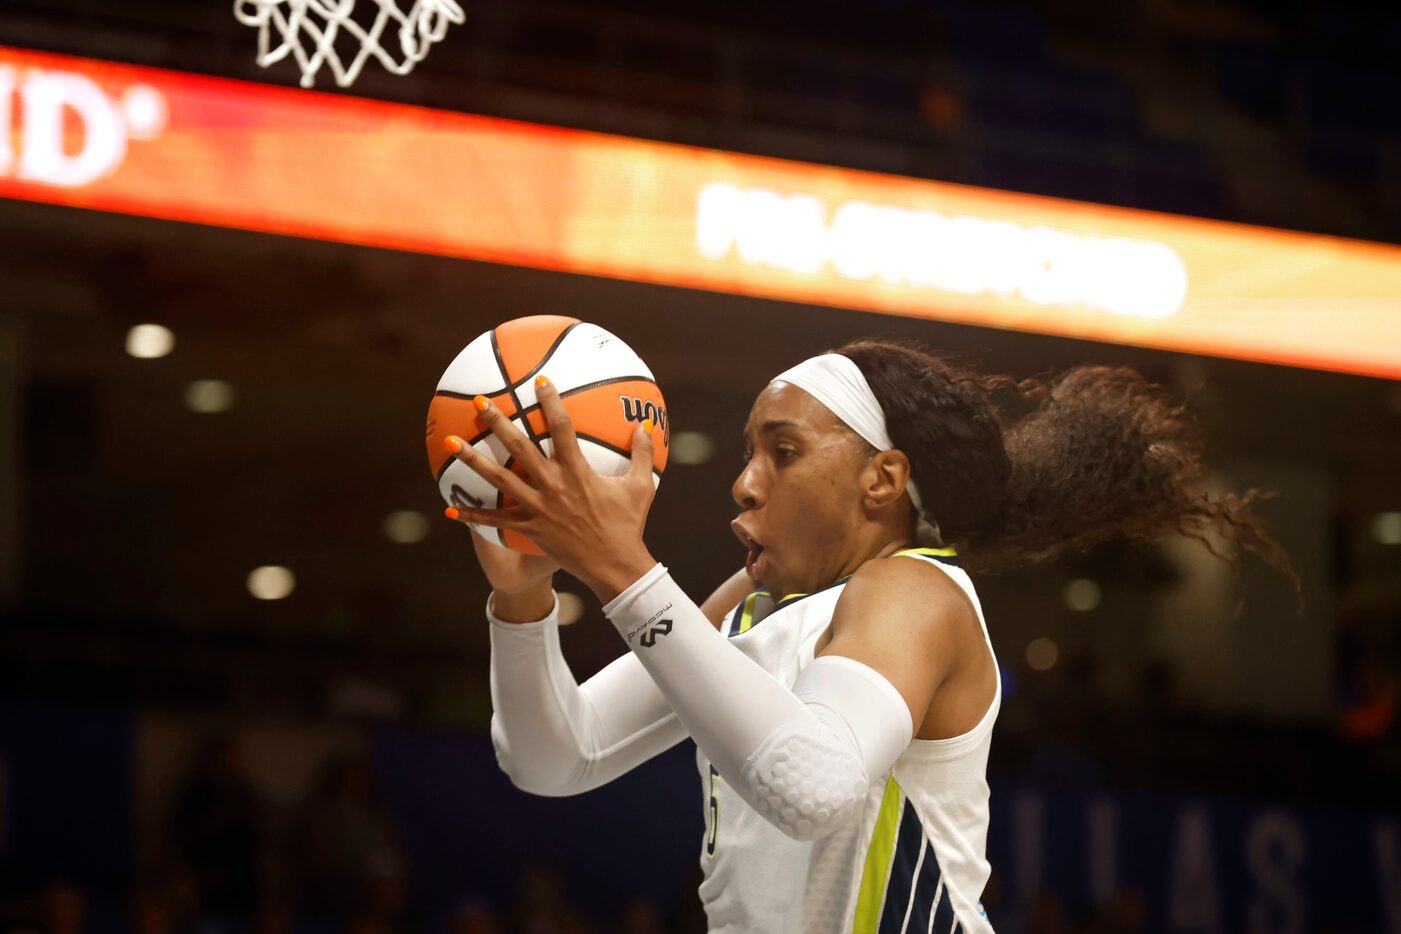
[444,436,462,454]
[642,419,654,435]
[473,395,490,413]
[444,506,460,520]
[535,375,549,389]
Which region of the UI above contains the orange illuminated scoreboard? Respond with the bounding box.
[2,44,1400,377]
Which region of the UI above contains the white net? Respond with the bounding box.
[234,0,465,88]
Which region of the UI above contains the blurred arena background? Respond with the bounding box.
[0,0,1399,932]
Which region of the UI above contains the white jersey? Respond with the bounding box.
[697,547,1000,933]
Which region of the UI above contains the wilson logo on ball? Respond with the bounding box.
[620,396,669,441]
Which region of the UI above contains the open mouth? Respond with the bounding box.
[732,522,766,579]
[745,545,766,579]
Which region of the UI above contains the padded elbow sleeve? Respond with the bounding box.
[742,656,915,841]
[741,721,869,841]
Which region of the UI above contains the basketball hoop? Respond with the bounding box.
[234,0,464,88]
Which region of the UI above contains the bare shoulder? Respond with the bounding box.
[822,554,979,725]
[700,567,755,630]
[832,553,976,643]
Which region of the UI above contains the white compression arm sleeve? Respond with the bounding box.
[604,563,914,840]
[488,591,688,796]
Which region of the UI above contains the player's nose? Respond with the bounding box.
[731,461,764,511]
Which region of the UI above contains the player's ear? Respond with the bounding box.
[863,449,912,510]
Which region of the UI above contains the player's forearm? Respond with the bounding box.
[487,591,683,796]
[604,563,913,841]
[604,565,804,775]
[488,593,590,794]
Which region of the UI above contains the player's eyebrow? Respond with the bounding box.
[743,419,803,441]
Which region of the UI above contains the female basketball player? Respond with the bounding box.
[442,339,1290,933]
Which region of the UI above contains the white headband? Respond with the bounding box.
[770,353,935,539]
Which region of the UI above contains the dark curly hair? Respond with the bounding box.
[835,338,1296,584]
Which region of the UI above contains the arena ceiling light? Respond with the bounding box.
[1372,512,1401,546]
[670,431,717,466]
[125,324,174,359]
[383,510,430,544]
[247,565,296,600]
[1025,637,1059,672]
[184,379,236,413]
[1062,578,1101,612]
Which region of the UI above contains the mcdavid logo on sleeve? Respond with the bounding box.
[638,618,673,647]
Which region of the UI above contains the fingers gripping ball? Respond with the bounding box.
[425,315,670,554]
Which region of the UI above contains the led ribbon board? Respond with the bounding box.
[3,45,1400,377]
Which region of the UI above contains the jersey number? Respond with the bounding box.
[706,764,720,857]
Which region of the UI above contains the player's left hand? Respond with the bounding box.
[441,375,659,604]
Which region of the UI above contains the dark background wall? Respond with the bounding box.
[0,1,1398,932]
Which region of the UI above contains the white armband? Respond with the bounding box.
[605,564,913,840]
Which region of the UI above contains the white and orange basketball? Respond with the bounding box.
[425,315,670,554]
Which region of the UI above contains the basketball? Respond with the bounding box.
[425,315,670,554]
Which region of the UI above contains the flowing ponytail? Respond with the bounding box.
[836,338,1295,582]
